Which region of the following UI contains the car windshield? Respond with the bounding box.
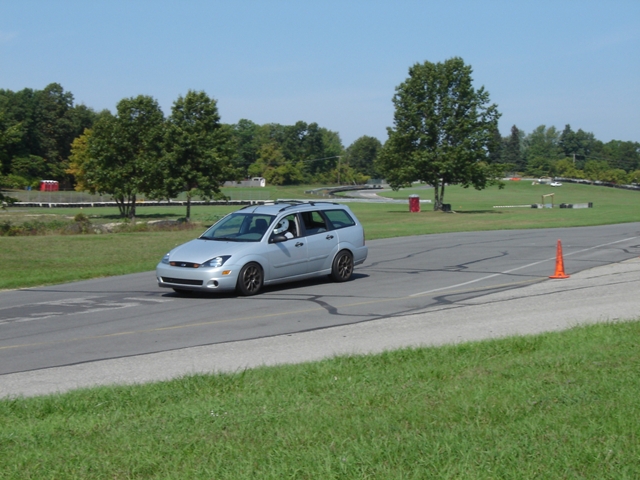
[199,213,275,242]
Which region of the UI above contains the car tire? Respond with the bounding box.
[331,250,353,282]
[236,262,264,296]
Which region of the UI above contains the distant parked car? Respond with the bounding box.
[550,182,562,187]
[156,201,368,295]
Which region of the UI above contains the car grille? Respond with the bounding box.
[161,277,203,286]
[169,261,201,268]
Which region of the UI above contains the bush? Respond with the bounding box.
[74,212,89,223]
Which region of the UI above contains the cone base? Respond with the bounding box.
[549,273,570,279]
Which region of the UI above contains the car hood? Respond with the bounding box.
[167,238,256,263]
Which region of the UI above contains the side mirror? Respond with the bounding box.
[269,234,288,244]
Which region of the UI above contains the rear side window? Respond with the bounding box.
[323,209,356,229]
[300,210,328,235]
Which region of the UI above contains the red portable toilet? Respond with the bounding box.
[40,180,59,191]
[409,194,420,212]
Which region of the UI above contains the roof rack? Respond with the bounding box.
[275,200,339,212]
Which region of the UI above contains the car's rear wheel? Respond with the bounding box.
[331,250,353,282]
[237,262,263,296]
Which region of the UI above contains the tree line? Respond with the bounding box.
[2,67,639,214]
[497,124,640,184]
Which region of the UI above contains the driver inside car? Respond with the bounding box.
[273,218,295,239]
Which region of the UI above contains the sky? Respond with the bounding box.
[1,1,639,147]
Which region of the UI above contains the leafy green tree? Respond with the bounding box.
[501,125,524,171]
[86,96,165,219]
[229,119,262,176]
[10,155,48,183]
[164,90,233,220]
[344,135,382,178]
[601,168,628,184]
[583,160,610,182]
[377,57,503,210]
[523,125,563,166]
[248,143,304,185]
[0,84,97,186]
[627,169,640,184]
[525,156,557,178]
[66,129,92,192]
[559,125,600,170]
[602,140,640,172]
[555,158,583,179]
[0,110,23,175]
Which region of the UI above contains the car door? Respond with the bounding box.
[300,210,339,274]
[265,214,308,280]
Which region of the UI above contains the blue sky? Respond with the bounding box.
[1,1,639,147]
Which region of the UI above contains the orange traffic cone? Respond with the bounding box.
[549,239,570,279]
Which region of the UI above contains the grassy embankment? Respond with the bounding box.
[2,181,639,290]
[1,321,639,478]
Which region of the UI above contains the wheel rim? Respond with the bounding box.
[337,254,353,279]
[242,265,262,293]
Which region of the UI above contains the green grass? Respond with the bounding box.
[3,183,639,477]
[2,181,639,290]
[1,321,639,479]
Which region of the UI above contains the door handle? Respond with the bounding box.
[326,235,334,240]
[295,242,304,247]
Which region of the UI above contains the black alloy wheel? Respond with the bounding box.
[237,262,264,296]
[331,250,354,282]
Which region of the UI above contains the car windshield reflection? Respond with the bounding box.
[199,213,275,242]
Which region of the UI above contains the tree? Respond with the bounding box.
[86,96,165,219]
[229,118,261,176]
[523,126,562,166]
[602,140,640,172]
[584,160,611,182]
[164,90,234,220]
[248,143,304,185]
[501,125,524,171]
[559,125,599,170]
[66,128,93,192]
[0,110,23,175]
[10,155,48,182]
[555,158,583,179]
[0,84,97,185]
[377,57,503,210]
[344,135,382,178]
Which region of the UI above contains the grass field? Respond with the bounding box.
[2,182,640,478]
[1,321,639,478]
[2,181,639,290]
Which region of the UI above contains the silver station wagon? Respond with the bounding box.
[156,201,368,295]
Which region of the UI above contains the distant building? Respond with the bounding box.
[223,177,266,188]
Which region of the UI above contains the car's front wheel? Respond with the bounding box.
[331,250,353,282]
[236,262,264,296]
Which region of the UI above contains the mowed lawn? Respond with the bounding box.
[1,182,640,478]
[2,181,639,290]
[1,321,639,479]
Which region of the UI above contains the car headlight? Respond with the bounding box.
[201,255,231,268]
[161,253,170,264]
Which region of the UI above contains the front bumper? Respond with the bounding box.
[156,262,240,292]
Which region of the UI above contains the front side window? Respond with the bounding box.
[200,213,274,242]
[271,213,299,239]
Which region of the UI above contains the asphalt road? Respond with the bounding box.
[2,223,640,398]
